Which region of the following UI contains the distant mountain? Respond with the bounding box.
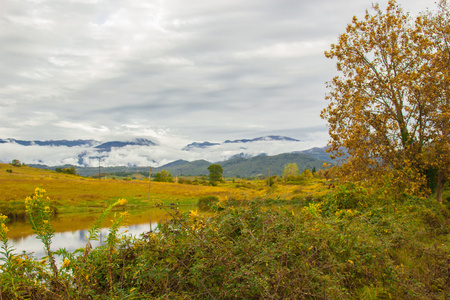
[159,159,190,168]
[228,152,261,159]
[220,152,326,177]
[224,135,300,144]
[182,142,220,151]
[154,160,212,176]
[154,150,331,177]
[95,139,156,152]
[0,138,96,147]
[1,135,326,167]
[64,151,331,178]
[183,135,300,151]
[298,147,331,161]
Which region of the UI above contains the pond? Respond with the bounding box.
[5,205,193,261]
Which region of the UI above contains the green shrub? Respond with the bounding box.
[197,195,219,211]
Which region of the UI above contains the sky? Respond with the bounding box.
[0,0,436,148]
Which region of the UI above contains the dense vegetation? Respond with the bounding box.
[0,182,448,299]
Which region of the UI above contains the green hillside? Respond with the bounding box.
[53,152,330,178]
[220,153,327,177]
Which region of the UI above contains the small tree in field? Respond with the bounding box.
[300,169,313,180]
[208,164,223,185]
[11,159,21,167]
[153,170,173,182]
[321,0,450,201]
[282,163,299,181]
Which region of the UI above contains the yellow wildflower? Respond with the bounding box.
[190,210,199,217]
[118,198,127,206]
[62,259,70,268]
[35,187,46,194]
[1,223,8,233]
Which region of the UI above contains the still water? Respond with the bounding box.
[7,206,191,260]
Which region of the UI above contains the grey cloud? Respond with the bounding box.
[0,0,436,146]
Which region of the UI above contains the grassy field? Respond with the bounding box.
[0,163,327,238]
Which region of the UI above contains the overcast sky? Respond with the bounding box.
[0,0,436,147]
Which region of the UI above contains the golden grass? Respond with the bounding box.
[0,164,327,205]
[0,164,328,236]
[0,164,224,205]
[0,163,329,239]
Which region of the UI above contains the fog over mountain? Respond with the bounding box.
[0,136,325,167]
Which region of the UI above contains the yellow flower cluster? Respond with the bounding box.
[1,222,8,234]
[0,214,9,241]
[335,209,356,218]
[35,187,46,194]
[217,196,228,208]
[62,258,70,268]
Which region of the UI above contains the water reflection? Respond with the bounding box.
[11,222,159,260]
[7,206,191,260]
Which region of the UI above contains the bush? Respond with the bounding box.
[178,178,193,184]
[300,169,313,180]
[197,195,219,211]
[153,170,173,182]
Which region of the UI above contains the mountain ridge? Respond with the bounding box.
[0,138,97,147]
[31,148,331,178]
[1,135,326,168]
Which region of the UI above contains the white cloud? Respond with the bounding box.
[56,122,110,134]
[234,41,329,59]
[0,0,437,150]
[0,133,329,167]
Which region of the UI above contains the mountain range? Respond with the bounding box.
[39,150,331,178]
[0,135,329,169]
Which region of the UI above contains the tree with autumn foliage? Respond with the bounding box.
[321,0,449,202]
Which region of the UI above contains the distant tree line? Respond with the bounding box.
[55,166,77,175]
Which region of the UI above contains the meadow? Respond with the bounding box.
[0,163,448,299]
[0,163,321,238]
